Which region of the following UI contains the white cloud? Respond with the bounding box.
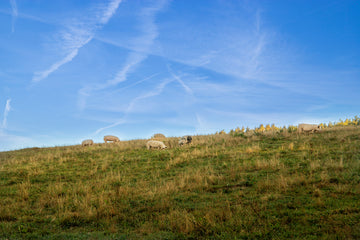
[93,3,352,106]
[85,1,335,136]
[167,65,193,95]
[2,99,11,129]
[78,73,160,113]
[107,52,148,86]
[184,15,269,82]
[96,5,272,84]
[33,49,80,82]
[78,0,168,111]
[98,0,122,24]
[94,118,126,135]
[93,78,173,135]
[32,0,122,83]
[10,0,18,33]
[0,8,49,25]
[10,0,18,16]
[194,113,210,134]
[126,78,173,113]
[91,65,197,135]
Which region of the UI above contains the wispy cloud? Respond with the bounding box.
[78,73,160,113]
[97,5,270,85]
[77,52,148,111]
[2,99,11,129]
[0,8,49,25]
[89,4,281,136]
[92,64,196,136]
[10,0,18,33]
[126,78,173,113]
[98,0,122,24]
[107,52,148,87]
[167,65,193,95]
[106,1,168,86]
[94,78,173,135]
[187,11,269,82]
[32,0,122,83]
[78,0,168,111]
[94,118,127,135]
[195,113,209,134]
[33,49,80,82]
[244,9,267,79]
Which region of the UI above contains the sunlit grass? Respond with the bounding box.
[0,126,360,239]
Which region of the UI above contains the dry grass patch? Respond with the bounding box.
[245,144,261,154]
[258,173,309,193]
[309,160,321,172]
[166,152,191,170]
[253,155,283,171]
[161,209,196,233]
[260,193,281,202]
[312,187,322,198]
[18,180,31,201]
[333,184,354,194]
[173,167,222,191]
[325,157,345,171]
[298,142,311,151]
[288,142,294,150]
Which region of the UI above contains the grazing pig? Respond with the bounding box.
[178,135,192,146]
[104,135,120,143]
[146,140,167,150]
[298,124,321,133]
[152,133,166,139]
[82,139,94,147]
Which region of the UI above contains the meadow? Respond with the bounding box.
[0,126,360,239]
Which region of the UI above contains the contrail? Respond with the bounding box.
[2,99,11,129]
[78,0,168,112]
[32,0,122,83]
[10,0,18,33]
[93,78,173,135]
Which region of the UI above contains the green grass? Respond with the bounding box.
[0,127,360,239]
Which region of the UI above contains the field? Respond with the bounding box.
[0,126,360,239]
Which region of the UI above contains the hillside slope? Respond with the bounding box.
[0,127,360,239]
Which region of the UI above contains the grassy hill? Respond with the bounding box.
[0,126,360,239]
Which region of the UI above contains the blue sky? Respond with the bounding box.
[0,0,359,151]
